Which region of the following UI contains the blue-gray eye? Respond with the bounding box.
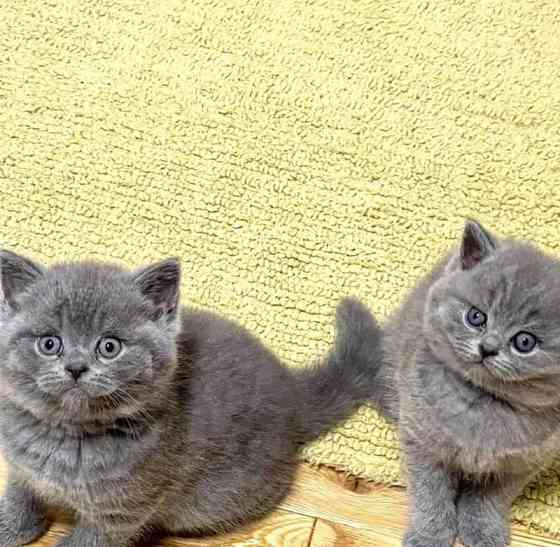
[512,332,537,354]
[96,337,122,360]
[36,335,63,357]
[466,306,487,328]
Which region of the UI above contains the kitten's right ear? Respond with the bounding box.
[460,219,497,271]
[0,250,45,309]
[133,258,181,322]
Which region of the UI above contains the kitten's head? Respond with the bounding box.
[426,220,560,410]
[0,251,181,422]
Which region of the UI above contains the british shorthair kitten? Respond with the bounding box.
[0,251,379,547]
[351,220,560,547]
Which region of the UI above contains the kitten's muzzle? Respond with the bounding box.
[64,361,89,381]
[479,335,500,359]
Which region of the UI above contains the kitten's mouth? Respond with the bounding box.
[475,356,496,368]
[49,381,112,402]
[466,358,501,383]
[60,382,89,395]
[468,357,521,391]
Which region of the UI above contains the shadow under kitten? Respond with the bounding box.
[348,220,560,547]
[0,251,381,547]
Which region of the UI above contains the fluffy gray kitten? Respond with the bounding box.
[351,220,560,547]
[0,251,380,547]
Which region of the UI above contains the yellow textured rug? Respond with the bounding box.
[1,0,560,537]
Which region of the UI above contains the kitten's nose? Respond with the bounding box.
[64,362,89,381]
[479,336,500,359]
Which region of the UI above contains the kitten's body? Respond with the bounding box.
[384,254,560,476]
[355,222,560,547]
[1,309,297,536]
[0,255,379,547]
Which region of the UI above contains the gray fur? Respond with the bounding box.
[353,220,560,547]
[0,252,380,547]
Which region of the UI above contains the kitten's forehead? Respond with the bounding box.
[468,243,560,319]
[21,262,146,333]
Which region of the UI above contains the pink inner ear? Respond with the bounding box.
[462,249,484,270]
[133,259,180,310]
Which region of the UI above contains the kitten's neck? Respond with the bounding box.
[1,395,164,438]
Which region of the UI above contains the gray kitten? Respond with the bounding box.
[348,220,560,547]
[0,251,380,547]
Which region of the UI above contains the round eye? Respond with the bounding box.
[512,332,537,354]
[466,306,487,328]
[36,335,63,357]
[96,337,122,360]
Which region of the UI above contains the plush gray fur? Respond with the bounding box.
[0,252,380,547]
[352,220,560,547]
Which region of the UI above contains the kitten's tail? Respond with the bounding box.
[294,297,393,444]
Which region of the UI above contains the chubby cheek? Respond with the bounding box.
[7,341,43,375]
[513,354,547,378]
[427,304,479,362]
[451,333,480,360]
[447,314,480,359]
[101,349,156,387]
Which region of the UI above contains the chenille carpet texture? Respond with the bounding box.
[1,0,560,537]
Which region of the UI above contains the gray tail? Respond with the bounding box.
[294,297,394,444]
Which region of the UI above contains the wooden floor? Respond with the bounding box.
[3,463,556,546]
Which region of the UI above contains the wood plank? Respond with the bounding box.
[311,517,560,547]
[313,464,359,492]
[507,530,560,547]
[160,511,315,547]
[310,518,402,547]
[28,511,316,547]
[282,466,560,547]
[281,465,407,530]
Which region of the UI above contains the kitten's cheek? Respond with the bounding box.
[149,351,174,376]
[36,378,66,397]
[145,366,155,381]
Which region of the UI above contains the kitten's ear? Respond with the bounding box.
[0,250,44,309]
[460,219,497,270]
[133,258,181,321]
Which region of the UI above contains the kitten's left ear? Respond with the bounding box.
[0,250,45,309]
[133,258,181,321]
[460,219,497,271]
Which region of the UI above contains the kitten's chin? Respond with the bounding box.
[464,363,497,387]
[53,383,115,416]
[59,387,91,415]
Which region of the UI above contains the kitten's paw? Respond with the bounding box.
[55,533,104,547]
[457,503,509,547]
[0,517,47,547]
[0,500,47,547]
[402,527,455,547]
[55,528,121,547]
[457,520,509,547]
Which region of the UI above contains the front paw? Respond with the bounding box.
[0,498,47,547]
[55,532,105,547]
[457,515,509,547]
[55,527,123,547]
[402,527,455,547]
[459,504,510,547]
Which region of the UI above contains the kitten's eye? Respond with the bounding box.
[36,335,63,357]
[512,332,537,354]
[465,306,487,328]
[96,337,122,360]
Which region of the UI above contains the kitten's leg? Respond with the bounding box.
[0,474,48,547]
[457,472,533,547]
[403,453,458,547]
